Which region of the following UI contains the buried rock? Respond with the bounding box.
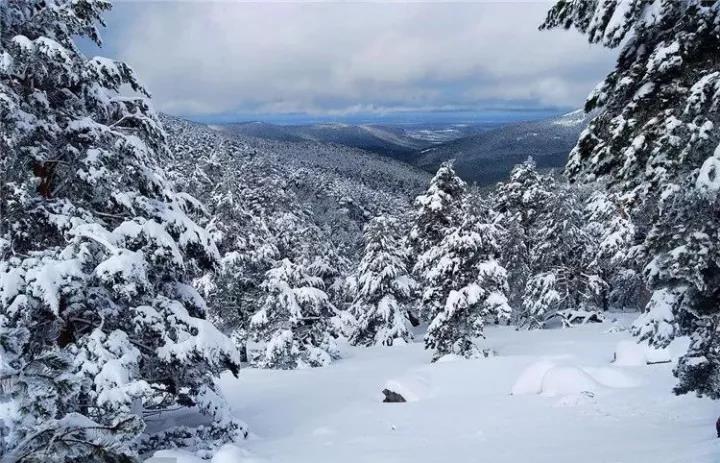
[382,388,407,403]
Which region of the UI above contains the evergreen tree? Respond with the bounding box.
[492,158,554,309]
[249,259,339,369]
[543,0,720,397]
[583,189,647,312]
[637,189,720,397]
[0,0,244,460]
[409,162,466,322]
[408,161,466,257]
[417,201,511,360]
[520,186,605,329]
[349,216,415,347]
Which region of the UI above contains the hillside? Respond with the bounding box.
[163,115,432,262]
[213,121,495,163]
[414,110,589,185]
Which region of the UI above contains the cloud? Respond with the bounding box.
[93,1,617,118]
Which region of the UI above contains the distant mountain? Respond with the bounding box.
[213,121,497,163]
[209,111,589,186]
[413,110,589,185]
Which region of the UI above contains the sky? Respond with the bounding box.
[85,1,619,124]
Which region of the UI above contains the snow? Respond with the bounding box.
[583,366,640,389]
[614,337,690,366]
[95,249,148,296]
[156,301,241,366]
[539,366,600,396]
[147,449,205,463]
[148,445,258,463]
[613,339,648,366]
[382,374,433,402]
[603,0,633,43]
[552,109,586,127]
[513,359,641,397]
[647,40,682,74]
[24,256,85,315]
[202,315,717,463]
[511,359,556,395]
[696,142,720,193]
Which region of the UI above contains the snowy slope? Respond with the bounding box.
[149,315,718,463]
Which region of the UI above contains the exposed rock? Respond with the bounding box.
[382,388,407,403]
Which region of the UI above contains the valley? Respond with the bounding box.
[209,111,588,185]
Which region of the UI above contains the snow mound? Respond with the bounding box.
[383,374,432,402]
[511,360,556,395]
[540,366,600,396]
[583,367,641,388]
[613,340,671,366]
[435,353,463,363]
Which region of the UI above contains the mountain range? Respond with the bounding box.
[415,110,589,184]
[207,110,589,185]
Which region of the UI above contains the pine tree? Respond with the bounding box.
[492,158,555,309]
[409,162,466,322]
[637,190,720,397]
[493,158,553,229]
[417,201,511,360]
[249,259,339,369]
[408,161,466,257]
[543,0,720,397]
[349,216,415,347]
[0,1,244,460]
[583,189,646,312]
[520,186,605,329]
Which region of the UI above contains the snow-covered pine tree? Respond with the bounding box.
[307,253,350,308]
[493,157,553,229]
[0,1,244,460]
[639,189,720,397]
[492,158,555,309]
[542,0,720,397]
[408,161,466,257]
[521,186,605,329]
[408,162,466,322]
[417,200,511,360]
[206,215,279,363]
[583,189,646,312]
[349,216,415,347]
[250,258,339,369]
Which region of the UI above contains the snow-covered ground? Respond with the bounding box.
[149,315,718,463]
